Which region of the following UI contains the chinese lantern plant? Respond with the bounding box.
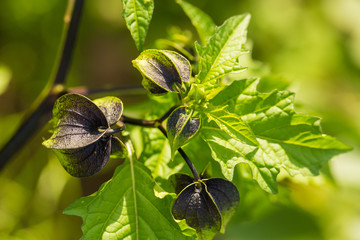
[40,0,351,239]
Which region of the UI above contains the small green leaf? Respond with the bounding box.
[121,0,154,52]
[110,136,127,159]
[196,14,250,83]
[177,0,215,44]
[136,127,184,179]
[171,174,239,239]
[93,96,123,126]
[64,160,194,239]
[133,49,191,94]
[167,107,200,159]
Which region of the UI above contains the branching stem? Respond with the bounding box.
[0,0,84,170]
[121,108,201,181]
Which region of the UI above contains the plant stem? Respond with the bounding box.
[0,0,84,170]
[68,85,146,97]
[157,125,200,180]
[121,108,200,180]
[121,115,158,127]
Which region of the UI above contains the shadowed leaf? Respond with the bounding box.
[110,136,127,159]
[177,0,215,44]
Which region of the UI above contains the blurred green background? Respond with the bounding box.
[0,0,359,239]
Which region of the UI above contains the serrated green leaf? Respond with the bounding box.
[167,107,200,159]
[122,0,154,52]
[201,79,351,193]
[205,106,258,147]
[201,123,279,193]
[177,0,215,44]
[64,160,194,239]
[196,14,250,83]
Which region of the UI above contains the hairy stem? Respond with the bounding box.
[0,0,84,170]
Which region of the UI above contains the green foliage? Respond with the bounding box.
[10,0,352,239]
[201,78,351,193]
[55,1,351,238]
[176,0,215,44]
[121,0,154,52]
[2,0,360,240]
[195,14,250,84]
[64,159,195,239]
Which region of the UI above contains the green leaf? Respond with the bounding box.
[121,0,154,52]
[93,96,123,126]
[201,124,279,193]
[196,14,250,83]
[177,0,215,44]
[135,127,184,179]
[167,107,200,159]
[133,49,191,94]
[64,160,194,239]
[205,106,258,147]
[201,79,351,193]
[110,136,127,159]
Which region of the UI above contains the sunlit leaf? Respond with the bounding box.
[196,14,250,83]
[201,79,351,193]
[135,127,184,179]
[121,0,154,52]
[64,160,195,239]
